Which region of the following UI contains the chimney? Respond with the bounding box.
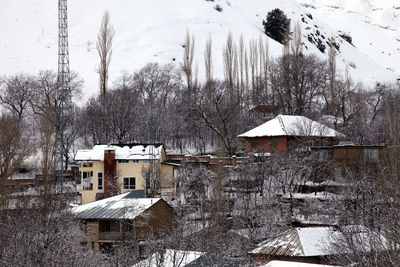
[104,147,116,198]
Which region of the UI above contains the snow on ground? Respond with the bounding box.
[284,192,340,200]
[260,260,341,267]
[132,249,205,267]
[0,0,399,103]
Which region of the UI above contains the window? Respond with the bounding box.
[80,220,87,233]
[82,171,93,190]
[318,150,329,160]
[123,220,133,232]
[82,162,93,167]
[132,160,139,163]
[118,159,129,163]
[142,159,152,163]
[123,177,136,189]
[82,171,93,179]
[146,173,151,190]
[98,172,103,190]
[341,167,346,178]
[251,138,259,149]
[364,149,378,163]
[104,221,110,232]
[270,137,278,148]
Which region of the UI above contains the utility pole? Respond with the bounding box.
[57,0,72,194]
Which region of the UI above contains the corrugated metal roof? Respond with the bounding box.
[71,192,161,220]
[250,227,335,257]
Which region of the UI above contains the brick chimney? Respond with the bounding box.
[104,147,116,198]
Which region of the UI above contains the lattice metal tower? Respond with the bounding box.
[57,0,72,193]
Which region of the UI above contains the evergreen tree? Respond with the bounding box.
[262,8,290,44]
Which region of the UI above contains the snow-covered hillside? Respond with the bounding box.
[0,0,399,102]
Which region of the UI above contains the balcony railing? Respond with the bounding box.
[82,184,93,191]
[98,231,123,240]
[82,179,93,191]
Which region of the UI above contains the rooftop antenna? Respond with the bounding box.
[57,0,72,194]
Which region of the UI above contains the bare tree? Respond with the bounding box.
[0,201,107,266]
[191,81,243,156]
[223,32,236,90]
[0,73,34,120]
[182,31,195,97]
[204,36,213,84]
[326,88,400,265]
[97,11,115,97]
[269,53,327,115]
[0,113,34,210]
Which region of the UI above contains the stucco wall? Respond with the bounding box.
[80,159,176,204]
[81,161,104,204]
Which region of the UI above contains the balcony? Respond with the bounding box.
[82,183,93,191]
[98,231,123,240]
[81,176,93,191]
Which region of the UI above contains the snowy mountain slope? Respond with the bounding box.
[298,0,400,80]
[0,0,398,102]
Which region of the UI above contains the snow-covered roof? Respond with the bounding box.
[238,115,343,138]
[71,192,161,220]
[132,249,206,267]
[75,144,164,161]
[259,260,341,267]
[282,192,341,201]
[250,227,336,257]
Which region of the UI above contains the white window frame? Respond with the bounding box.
[123,177,136,190]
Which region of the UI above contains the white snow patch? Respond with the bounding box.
[132,249,205,267]
[260,260,341,267]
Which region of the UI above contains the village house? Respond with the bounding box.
[312,143,387,182]
[238,115,343,153]
[75,144,176,204]
[72,191,175,251]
